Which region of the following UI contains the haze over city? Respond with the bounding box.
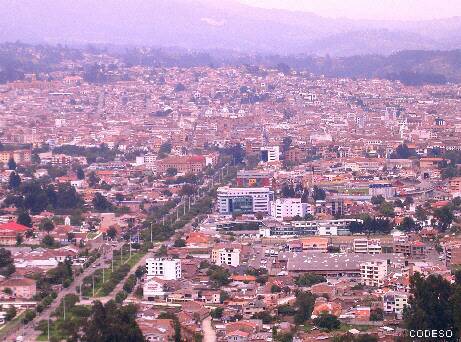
[1,1,461,342]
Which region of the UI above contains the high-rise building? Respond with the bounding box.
[146,258,181,280]
[217,186,274,214]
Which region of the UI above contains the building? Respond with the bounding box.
[0,148,31,165]
[269,198,313,221]
[353,238,382,254]
[0,222,29,245]
[448,177,461,198]
[369,183,396,199]
[145,258,181,280]
[394,241,426,258]
[212,246,240,267]
[156,155,206,174]
[0,277,36,299]
[360,260,388,287]
[236,170,273,188]
[217,186,274,214]
[383,291,408,317]
[444,243,461,266]
[260,146,280,162]
[261,218,362,237]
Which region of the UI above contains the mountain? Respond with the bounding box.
[2,0,461,56]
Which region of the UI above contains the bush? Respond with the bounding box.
[115,290,128,303]
[313,313,341,331]
[22,309,36,324]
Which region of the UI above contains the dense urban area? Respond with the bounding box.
[1,42,461,342]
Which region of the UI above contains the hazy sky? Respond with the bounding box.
[238,0,461,20]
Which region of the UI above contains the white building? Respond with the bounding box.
[269,198,313,221]
[143,277,167,300]
[383,291,408,317]
[360,260,388,287]
[217,186,274,214]
[212,247,240,267]
[145,258,181,280]
[353,238,382,254]
[260,146,280,162]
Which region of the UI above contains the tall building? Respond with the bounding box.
[260,146,280,162]
[146,258,181,280]
[211,247,240,267]
[360,260,388,287]
[353,238,382,254]
[269,198,313,221]
[217,186,274,214]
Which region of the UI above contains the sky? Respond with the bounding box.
[238,0,461,21]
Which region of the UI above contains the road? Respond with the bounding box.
[6,164,228,341]
[5,242,123,342]
[202,316,217,342]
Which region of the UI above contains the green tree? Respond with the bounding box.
[379,201,395,217]
[8,171,21,189]
[166,167,178,177]
[173,238,186,247]
[295,273,327,287]
[433,205,454,231]
[15,233,23,246]
[294,291,315,324]
[76,167,85,180]
[370,308,384,321]
[93,192,113,212]
[5,306,17,321]
[39,218,55,234]
[7,157,16,170]
[16,211,32,227]
[210,307,224,319]
[313,186,326,201]
[403,273,454,334]
[313,313,341,331]
[0,248,16,277]
[107,226,117,240]
[371,195,385,205]
[42,235,56,247]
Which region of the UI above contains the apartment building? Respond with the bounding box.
[217,186,274,214]
[360,260,388,287]
[269,198,313,221]
[353,238,382,254]
[211,247,240,267]
[260,146,280,162]
[145,258,182,280]
[383,291,408,317]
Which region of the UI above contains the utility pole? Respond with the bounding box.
[188,196,191,211]
[112,254,114,272]
[121,246,123,263]
[150,222,153,243]
[162,216,165,226]
[63,297,66,321]
[176,209,179,221]
[183,203,186,215]
[103,267,105,283]
[47,319,50,341]
[129,235,132,258]
[92,275,95,297]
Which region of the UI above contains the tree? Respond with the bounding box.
[370,308,384,321]
[8,171,21,189]
[39,218,55,234]
[93,192,114,212]
[16,211,32,227]
[403,273,454,334]
[207,265,231,287]
[107,226,117,240]
[313,186,326,201]
[173,238,186,247]
[415,205,428,222]
[281,183,295,197]
[282,137,292,152]
[294,291,315,324]
[398,217,420,232]
[87,171,100,187]
[166,167,178,177]
[16,233,23,246]
[313,313,341,331]
[295,274,327,287]
[371,195,385,205]
[403,196,414,207]
[7,157,16,170]
[76,167,85,180]
[5,306,17,321]
[271,284,282,293]
[379,201,395,217]
[81,300,145,342]
[42,235,56,247]
[433,205,454,231]
[211,307,223,319]
[0,248,16,277]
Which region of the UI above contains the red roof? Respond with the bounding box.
[0,221,29,233]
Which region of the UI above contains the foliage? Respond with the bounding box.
[294,291,315,324]
[370,308,384,321]
[16,211,32,227]
[313,313,341,331]
[295,273,327,287]
[81,301,145,342]
[207,265,231,287]
[0,248,16,277]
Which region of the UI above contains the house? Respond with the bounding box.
[137,318,175,342]
[0,277,36,299]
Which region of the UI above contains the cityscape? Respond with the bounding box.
[1,1,461,342]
